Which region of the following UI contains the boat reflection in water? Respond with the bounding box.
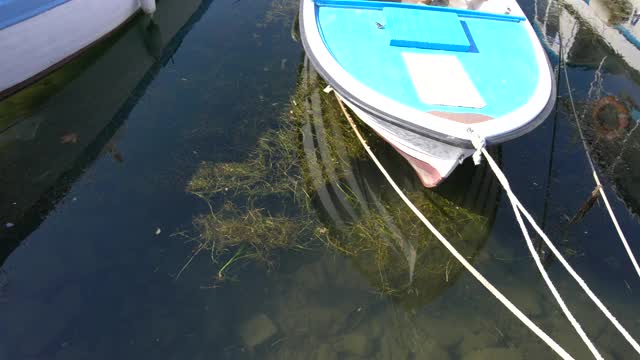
[297,58,500,309]
[0,0,215,266]
[535,0,640,217]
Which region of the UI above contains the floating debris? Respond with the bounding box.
[570,185,601,224]
[107,144,124,163]
[60,132,78,144]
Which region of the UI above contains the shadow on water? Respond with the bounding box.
[0,0,216,266]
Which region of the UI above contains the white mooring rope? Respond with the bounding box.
[333,93,575,360]
[468,130,640,357]
[469,131,602,359]
[562,61,640,280]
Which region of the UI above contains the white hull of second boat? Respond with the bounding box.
[0,0,156,98]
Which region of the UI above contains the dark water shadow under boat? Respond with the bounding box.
[298,56,501,309]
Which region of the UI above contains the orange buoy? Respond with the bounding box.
[591,96,630,140]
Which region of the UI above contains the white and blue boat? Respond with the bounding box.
[300,0,556,187]
[0,0,156,99]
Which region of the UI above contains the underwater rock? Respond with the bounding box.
[292,260,328,290]
[333,332,374,357]
[277,305,342,337]
[325,263,371,294]
[458,330,501,355]
[509,287,544,317]
[419,316,465,348]
[374,317,406,360]
[364,316,385,339]
[424,341,451,360]
[463,347,523,360]
[315,343,338,360]
[378,329,450,360]
[238,313,278,349]
[517,341,553,359]
[596,328,632,359]
[544,318,616,360]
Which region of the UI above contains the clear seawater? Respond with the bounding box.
[1,0,640,359]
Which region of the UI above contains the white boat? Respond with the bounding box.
[0,0,212,264]
[300,0,556,187]
[0,0,157,99]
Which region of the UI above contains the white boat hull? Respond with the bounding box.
[0,0,155,98]
[341,96,473,187]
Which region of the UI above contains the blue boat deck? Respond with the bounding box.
[316,0,539,119]
[0,0,70,31]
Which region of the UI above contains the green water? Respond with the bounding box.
[1,0,640,359]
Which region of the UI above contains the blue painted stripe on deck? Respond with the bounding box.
[460,21,479,53]
[0,0,72,31]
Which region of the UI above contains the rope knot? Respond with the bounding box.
[467,128,486,165]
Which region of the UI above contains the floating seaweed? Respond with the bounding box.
[185,57,498,309]
[192,202,317,278]
[260,0,300,28]
[184,67,320,278]
[294,58,497,308]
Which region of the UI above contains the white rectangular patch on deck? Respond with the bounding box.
[402,53,486,109]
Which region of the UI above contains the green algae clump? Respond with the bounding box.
[193,202,315,273]
[184,60,495,309]
[325,188,490,308]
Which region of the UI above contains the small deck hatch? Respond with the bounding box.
[402,52,486,108]
[383,7,471,52]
